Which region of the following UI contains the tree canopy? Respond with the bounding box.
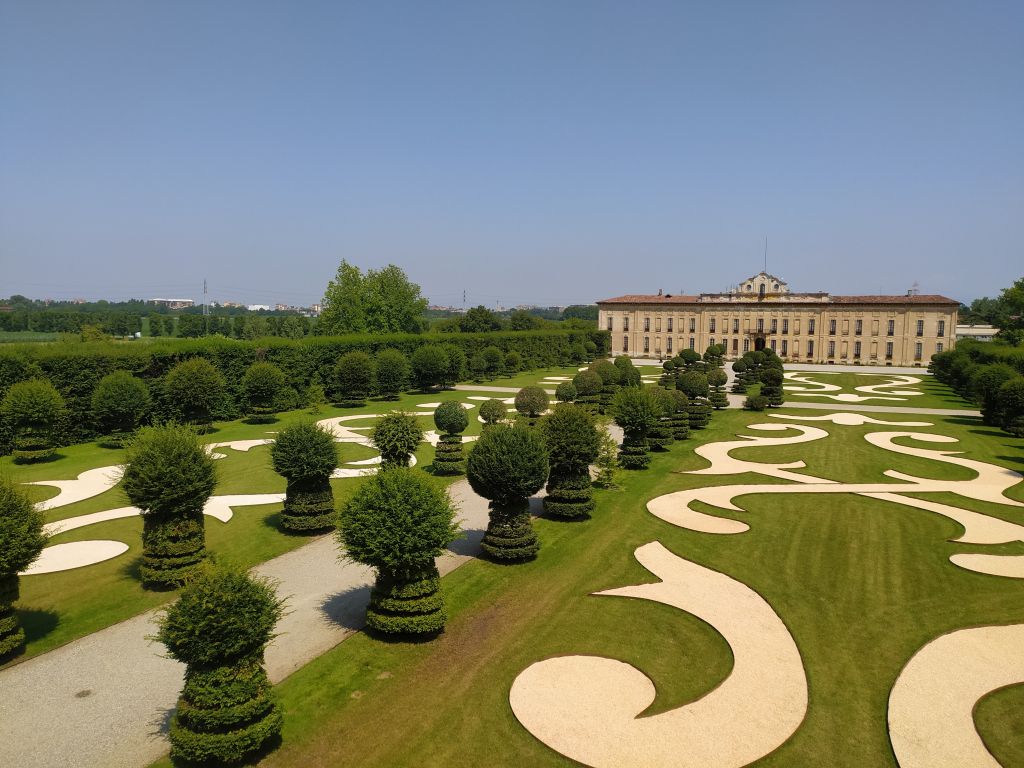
[319,261,428,335]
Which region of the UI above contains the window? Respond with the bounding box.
[743,338,750,353]
[855,319,863,336]
[655,317,661,332]
[915,342,922,360]
[689,317,696,333]
[886,341,893,359]
[793,341,799,357]
[842,319,849,334]
[667,337,673,353]
[828,340,836,357]
[655,337,661,353]
[606,316,613,331]
[854,341,861,358]
[936,342,943,353]
[781,340,788,355]
[794,319,801,334]
[782,318,789,334]
[872,319,879,335]
[887,319,895,336]
[770,339,777,351]
[757,318,764,333]
[644,336,650,353]
[689,337,695,350]
[709,318,716,332]
[938,320,945,337]
[732,338,738,352]
[624,316,630,331]
[667,317,673,332]
[733,318,739,333]
[759,284,766,298]
[916,319,924,337]
[829,319,837,335]
[808,318,816,334]
[807,340,814,357]
[710,337,715,347]
[770,318,778,334]
[644,317,650,332]
[623,336,628,352]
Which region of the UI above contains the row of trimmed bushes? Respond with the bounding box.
[930,341,1024,435]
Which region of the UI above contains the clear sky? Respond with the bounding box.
[1,1,1021,307]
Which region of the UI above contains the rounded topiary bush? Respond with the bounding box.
[647,388,677,451]
[91,371,151,448]
[540,403,600,520]
[270,422,339,532]
[514,386,549,426]
[411,345,449,390]
[584,340,598,359]
[375,348,411,400]
[467,424,548,561]
[572,369,603,413]
[157,565,284,765]
[478,398,507,428]
[334,351,376,407]
[555,381,577,403]
[164,357,225,428]
[122,424,217,588]
[611,387,659,470]
[371,412,423,468]
[707,368,729,410]
[744,394,770,411]
[1,379,66,462]
[338,467,459,635]
[432,401,469,475]
[678,371,709,400]
[241,362,287,423]
[0,479,47,661]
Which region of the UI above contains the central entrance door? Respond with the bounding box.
[754,337,766,351]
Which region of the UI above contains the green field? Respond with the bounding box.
[781,370,975,410]
[0,330,60,343]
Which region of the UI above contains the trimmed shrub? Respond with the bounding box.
[569,343,587,364]
[482,345,504,379]
[744,394,770,411]
[759,367,785,407]
[334,351,376,407]
[611,387,659,470]
[432,401,469,475]
[504,350,523,375]
[157,565,284,765]
[164,358,225,428]
[371,412,423,468]
[0,479,47,661]
[660,359,677,388]
[91,371,151,447]
[411,345,449,390]
[707,367,729,409]
[703,344,725,367]
[668,389,690,440]
[555,381,577,403]
[441,345,467,387]
[338,467,459,635]
[479,398,507,428]
[270,422,339,532]
[591,360,621,413]
[677,371,709,400]
[467,424,548,561]
[469,353,488,382]
[375,348,411,400]
[540,404,600,520]
[648,388,677,451]
[572,369,603,413]
[997,377,1024,437]
[240,362,287,423]
[677,348,701,370]
[614,356,642,387]
[1,379,66,461]
[971,364,1018,426]
[688,398,712,428]
[592,429,621,489]
[514,386,549,426]
[122,425,217,588]
[731,359,749,393]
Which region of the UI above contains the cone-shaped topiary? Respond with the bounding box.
[1,379,66,462]
[91,371,151,448]
[687,398,713,429]
[371,411,423,468]
[270,422,339,532]
[572,369,603,414]
[122,425,217,588]
[467,424,548,561]
[648,389,677,451]
[432,401,469,475]
[241,362,287,423]
[164,358,225,429]
[0,480,47,661]
[338,466,459,635]
[555,381,577,403]
[334,351,376,407]
[611,387,660,470]
[707,368,729,409]
[157,564,285,765]
[514,386,549,427]
[478,398,507,429]
[375,348,411,400]
[540,403,600,520]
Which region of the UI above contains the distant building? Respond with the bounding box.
[247,304,271,312]
[597,271,958,367]
[956,324,999,342]
[149,298,195,310]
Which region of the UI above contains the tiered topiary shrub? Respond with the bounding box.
[591,360,622,413]
[611,387,659,470]
[660,359,677,388]
[334,351,376,407]
[371,411,423,468]
[668,389,690,440]
[270,422,339,532]
[157,565,284,765]
[703,343,725,367]
[122,424,217,589]
[760,367,786,407]
[647,389,677,451]
[677,370,709,401]
[707,368,730,410]
[164,357,225,430]
[241,362,287,423]
[687,398,713,429]
[338,466,459,635]
[0,479,47,661]
[572,370,603,413]
[677,348,701,371]
[555,381,577,403]
[375,348,411,400]
[478,398,507,429]
[1,379,66,462]
[730,359,749,393]
[467,424,548,561]
[91,371,151,448]
[432,401,469,475]
[514,386,549,427]
[540,403,600,520]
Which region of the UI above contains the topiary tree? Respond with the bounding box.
[338,467,459,635]
[375,348,411,400]
[440,345,467,388]
[591,360,622,413]
[479,398,507,428]
[592,428,621,489]
[660,359,677,388]
[467,424,548,561]
[997,377,1024,437]
[0,480,47,661]
[677,371,709,400]
[572,369,603,413]
[91,371,151,448]
[334,351,376,407]
[731,359,749,393]
[270,422,339,532]
[540,403,600,519]
[157,564,284,764]
[164,357,225,429]
[122,424,217,588]
[514,386,549,427]
[971,364,1018,426]
[412,345,449,391]
[688,397,713,429]
[482,346,504,380]
[759,367,785,407]
[668,389,690,440]
[432,401,469,475]
[614,356,641,387]
[240,362,287,423]
[677,348,701,371]
[611,387,660,469]
[555,381,577,403]
[707,368,729,409]
[744,394,770,411]
[703,344,725,368]
[1,379,66,462]
[647,388,677,451]
[584,340,598,360]
[469,353,488,382]
[371,411,423,468]
[504,350,523,375]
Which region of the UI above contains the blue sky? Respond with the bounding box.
[1,1,1021,307]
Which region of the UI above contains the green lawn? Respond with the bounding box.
[147,406,1024,768]
[462,365,586,390]
[0,330,60,343]
[782,371,975,410]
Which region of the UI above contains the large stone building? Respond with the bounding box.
[597,272,959,366]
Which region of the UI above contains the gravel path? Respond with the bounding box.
[0,479,493,768]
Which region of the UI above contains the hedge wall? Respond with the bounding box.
[0,329,608,450]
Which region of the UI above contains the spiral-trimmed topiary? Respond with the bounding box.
[0,480,47,661]
[611,387,659,470]
[540,403,600,520]
[514,386,549,427]
[270,422,339,532]
[338,467,459,635]
[1,379,65,462]
[91,371,151,448]
[371,411,423,468]
[334,351,376,407]
[122,424,217,588]
[157,565,284,765]
[647,389,677,451]
[467,424,548,561]
[432,401,469,475]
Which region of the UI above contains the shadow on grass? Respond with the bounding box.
[944,416,985,426]
[997,454,1024,467]
[19,608,59,644]
[261,511,335,537]
[13,452,66,465]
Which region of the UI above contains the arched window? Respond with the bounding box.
[759,284,765,298]
[773,283,779,291]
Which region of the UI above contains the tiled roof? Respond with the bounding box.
[829,295,959,305]
[597,294,699,304]
[597,293,958,306]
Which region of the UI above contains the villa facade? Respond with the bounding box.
[597,272,959,366]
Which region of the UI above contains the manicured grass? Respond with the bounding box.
[462,365,586,390]
[148,407,1024,767]
[0,331,60,343]
[782,371,975,410]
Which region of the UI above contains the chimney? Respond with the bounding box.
[657,288,663,296]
